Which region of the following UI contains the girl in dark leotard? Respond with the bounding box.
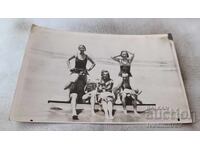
[111,50,134,88]
[111,50,135,114]
[64,45,95,119]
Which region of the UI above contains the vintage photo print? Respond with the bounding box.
[10,25,192,124]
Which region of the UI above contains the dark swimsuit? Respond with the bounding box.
[70,55,88,74]
[70,55,88,98]
[119,63,132,90]
[118,65,132,77]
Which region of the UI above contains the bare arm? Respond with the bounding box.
[111,55,121,63]
[105,80,114,91]
[67,55,75,69]
[127,51,135,63]
[87,56,96,71]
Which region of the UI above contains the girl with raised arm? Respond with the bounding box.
[111,50,136,114]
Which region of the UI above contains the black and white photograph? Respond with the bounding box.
[1,1,200,150]
[9,25,191,123]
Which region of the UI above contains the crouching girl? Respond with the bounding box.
[97,70,115,119]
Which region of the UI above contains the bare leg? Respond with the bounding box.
[82,91,94,113]
[64,73,79,102]
[135,93,143,104]
[114,77,123,91]
[108,100,114,119]
[90,91,96,115]
[65,88,70,102]
[131,95,139,116]
[113,77,123,104]
[115,92,122,104]
[64,81,72,102]
[102,101,109,119]
[121,92,127,114]
[64,81,72,90]
[70,93,78,119]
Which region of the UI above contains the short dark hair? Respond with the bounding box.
[120,50,129,57]
[78,45,86,50]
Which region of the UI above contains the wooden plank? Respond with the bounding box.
[48,101,156,112]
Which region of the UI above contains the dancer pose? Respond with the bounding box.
[64,45,95,120]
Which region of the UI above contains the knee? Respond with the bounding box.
[113,87,119,94]
[90,91,97,98]
[91,90,97,96]
[82,93,89,100]
[107,97,113,103]
[121,93,126,99]
[70,93,77,100]
[70,74,79,82]
[121,91,125,96]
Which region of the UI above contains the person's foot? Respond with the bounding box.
[72,109,77,117]
[123,109,127,115]
[134,111,140,117]
[105,113,109,119]
[91,111,96,116]
[72,115,79,120]
[109,116,114,119]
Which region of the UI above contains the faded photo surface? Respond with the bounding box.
[10,25,192,123]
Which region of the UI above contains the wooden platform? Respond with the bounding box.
[48,100,156,113]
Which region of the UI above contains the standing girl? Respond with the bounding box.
[64,45,95,119]
[111,50,135,114]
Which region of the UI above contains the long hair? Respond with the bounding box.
[101,70,111,81]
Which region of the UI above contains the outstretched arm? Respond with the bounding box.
[87,56,96,71]
[67,55,75,69]
[111,55,121,63]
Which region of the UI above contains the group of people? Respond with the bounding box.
[64,45,141,120]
